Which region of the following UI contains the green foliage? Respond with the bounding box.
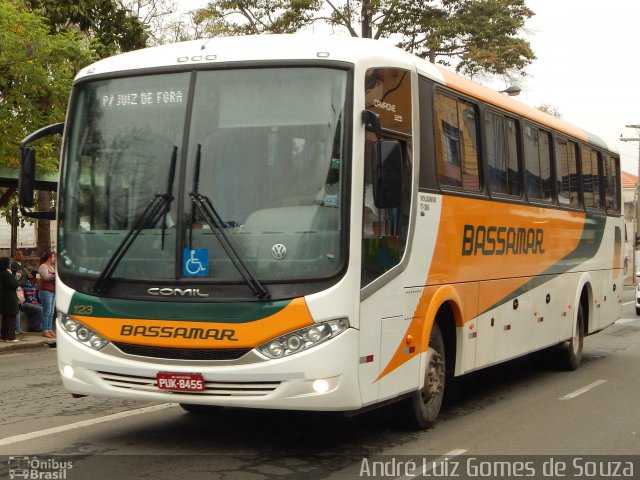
[194,0,535,77]
[537,103,562,118]
[25,0,149,58]
[193,0,322,36]
[0,0,95,218]
[0,1,95,167]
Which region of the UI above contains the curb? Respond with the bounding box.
[0,339,55,354]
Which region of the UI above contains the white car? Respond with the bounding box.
[636,282,640,315]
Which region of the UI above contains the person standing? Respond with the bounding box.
[0,257,20,343]
[11,249,28,335]
[38,252,56,338]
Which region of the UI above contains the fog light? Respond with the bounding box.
[62,365,75,379]
[312,379,330,394]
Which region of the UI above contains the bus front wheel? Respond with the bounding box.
[405,322,445,429]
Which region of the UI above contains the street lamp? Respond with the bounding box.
[620,124,640,280]
[620,124,640,177]
[499,86,521,96]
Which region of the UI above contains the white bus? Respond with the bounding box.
[19,35,622,428]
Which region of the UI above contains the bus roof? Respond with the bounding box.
[76,34,614,153]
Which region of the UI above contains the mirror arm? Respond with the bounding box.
[20,207,56,220]
[20,122,64,149]
[361,110,382,140]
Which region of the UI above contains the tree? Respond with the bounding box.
[120,0,179,46]
[193,0,321,36]
[0,1,95,251]
[537,103,561,118]
[193,0,535,77]
[26,0,149,57]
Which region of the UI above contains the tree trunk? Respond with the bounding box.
[37,190,52,255]
[361,0,372,38]
[10,206,18,258]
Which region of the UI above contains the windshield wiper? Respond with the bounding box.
[189,146,271,301]
[93,146,178,294]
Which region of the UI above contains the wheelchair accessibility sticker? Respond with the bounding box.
[183,248,209,277]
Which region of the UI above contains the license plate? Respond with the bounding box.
[156,372,206,392]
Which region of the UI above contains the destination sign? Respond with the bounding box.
[101,90,184,108]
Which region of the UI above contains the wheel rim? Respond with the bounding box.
[571,309,583,356]
[571,328,580,355]
[422,349,444,407]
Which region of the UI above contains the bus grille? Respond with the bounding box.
[97,371,280,397]
[112,342,251,361]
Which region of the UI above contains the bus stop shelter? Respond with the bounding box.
[0,166,57,255]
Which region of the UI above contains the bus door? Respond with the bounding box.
[359,67,417,403]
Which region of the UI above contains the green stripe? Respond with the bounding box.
[480,214,607,315]
[69,292,291,323]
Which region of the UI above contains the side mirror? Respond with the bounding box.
[362,110,382,140]
[17,122,63,218]
[372,140,403,209]
[18,146,36,208]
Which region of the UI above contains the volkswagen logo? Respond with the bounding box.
[271,244,287,260]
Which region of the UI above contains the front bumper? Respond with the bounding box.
[56,320,363,411]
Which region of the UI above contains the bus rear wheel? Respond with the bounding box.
[557,303,584,371]
[405,323,445,429]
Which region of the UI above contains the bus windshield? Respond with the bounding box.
[59,68,348,287]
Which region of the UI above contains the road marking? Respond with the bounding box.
[395,449,468,480]
[559,380,607,400]
[0,403,177,447]
[621,301,634,306]
[616,318,639,324]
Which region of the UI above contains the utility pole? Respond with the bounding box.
[621,124,640,280]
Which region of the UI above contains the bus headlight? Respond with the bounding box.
[257,318,349,359]
[60,314,109,351]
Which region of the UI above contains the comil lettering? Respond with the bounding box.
[462,224,545,256]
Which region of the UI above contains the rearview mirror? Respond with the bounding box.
[18,146,36,208]
[18,122,63,218]
[372,140,403,209]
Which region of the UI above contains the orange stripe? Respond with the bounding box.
[74,297,314,349]
[376,198,587,381]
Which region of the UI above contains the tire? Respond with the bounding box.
[179,403,223,414]
[404,322,446,429]
[636,306,640,316]
[557,303,584,371]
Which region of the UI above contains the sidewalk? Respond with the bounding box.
[0,331,55,354]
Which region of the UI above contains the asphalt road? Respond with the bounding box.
[1,288,639,480]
